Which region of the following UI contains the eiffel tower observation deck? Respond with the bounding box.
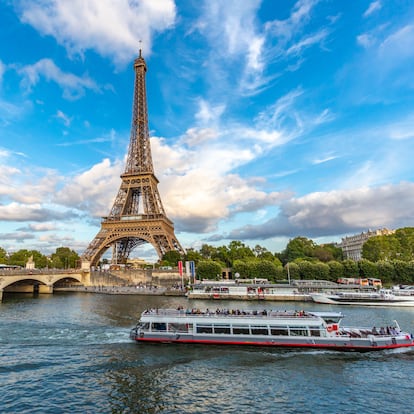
[82,50,185,267]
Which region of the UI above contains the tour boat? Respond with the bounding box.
[311,290,414,307]
[129,308,414,351]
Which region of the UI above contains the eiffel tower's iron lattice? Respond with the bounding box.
[82,51,185,266]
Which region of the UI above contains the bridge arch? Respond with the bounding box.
[0,270,89,301]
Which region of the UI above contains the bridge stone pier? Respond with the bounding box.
[0,268,91,302]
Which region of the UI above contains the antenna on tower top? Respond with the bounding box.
[139,40,142,57]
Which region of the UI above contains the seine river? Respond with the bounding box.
[1,292,414,414]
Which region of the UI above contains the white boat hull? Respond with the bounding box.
[311,293,414,307]
[130,309,414,352]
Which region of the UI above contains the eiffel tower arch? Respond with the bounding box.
[82,50,185,267]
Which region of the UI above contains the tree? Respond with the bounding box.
[213,246,231,267]
[282,237,316,263]
[362,235,400,262]
[342,259,358,278]
[161,250,182,267]
[285,262,300,280]
[199,244,216,260]
[226,241,254,266]
[184,248,202,266]
[392,260,413,283]
[327,261,344,282]
[358,259,379,279]
[50,247,80,269]
[249,260,279,281]
[313,262,330,280]
[376,261,395,284]
[395,227,414,261]
[232,259,251,278]
[0,247,7,264]
[196,260,223,280]
[313,246,334,262]
[30,250,49,268]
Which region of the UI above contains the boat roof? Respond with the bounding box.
[139,309,343,323]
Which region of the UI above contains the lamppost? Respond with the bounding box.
[287,263,291,285]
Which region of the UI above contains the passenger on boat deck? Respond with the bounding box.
[372,327,378,335]
[379,327,386,335]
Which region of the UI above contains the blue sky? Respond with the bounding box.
[1,0,414,262]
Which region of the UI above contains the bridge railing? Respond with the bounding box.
[0,268,82,276]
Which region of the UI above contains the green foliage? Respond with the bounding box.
[327,261,344,282]
[183,248,202,265]
[342,259,359,278]
[394,228,414,261]
[232,259,251,278]
[8,249,48,268]
[313,262,330,280]
[253,245,277,262]
[199,244,216,260]
[196,260,223,280]
[362,227,414,262]
[358,259,379,279]
[362,235,401,262]
[282,237,316,263]
[297,261,314,280]
[161,250,182,267]
[50,247,80,269]
[322,243,343,261]
[285,262,300,280]
[248,260,280,282]
[376,260,395,284]
[392,260,414,284]
[0,247,7,264]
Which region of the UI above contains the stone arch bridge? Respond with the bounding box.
[0,269,91,301]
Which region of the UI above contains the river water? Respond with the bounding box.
[1,292,414,414]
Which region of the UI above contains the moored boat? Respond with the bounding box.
[130,308,414,351]
[311,290,414,307]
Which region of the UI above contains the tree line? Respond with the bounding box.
[161,227,414,285]
[0,247,80,269]
[2,227,414,285]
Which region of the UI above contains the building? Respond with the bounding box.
[339,228,395,261]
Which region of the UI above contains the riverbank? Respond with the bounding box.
[54,285,186,296]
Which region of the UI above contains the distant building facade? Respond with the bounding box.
[339,228,395,261]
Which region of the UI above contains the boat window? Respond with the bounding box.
[250,326,269,335]
[168,323,188,333]
[139,322,150,330]
[309,328,321,337]
[270,326,288,336]
[232,325,250,335]
[213,324,231,334]
[196,324,213,334]
[289,327,309,336]
[151,322,166,331]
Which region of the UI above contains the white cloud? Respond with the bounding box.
[285,29,328,57]
[0,60,5,83]
[18,58,99,100]
[54,158,124,216]
[223,182,414,241]
[194,99,225,125]
[363,1,382,18]
[357,33,375,49]
[18,0,176,67]
[378,24,414,62]
[28,223,57,231]
[0,202,73,221]
[56,110,72,126]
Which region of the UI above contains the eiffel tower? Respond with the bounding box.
[82,50,185,267]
